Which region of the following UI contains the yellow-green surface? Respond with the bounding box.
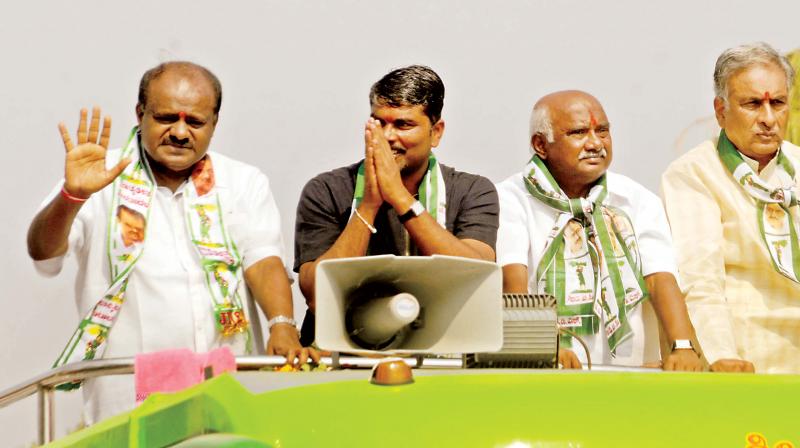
[50,371,800,447]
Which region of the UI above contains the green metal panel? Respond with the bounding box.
[49,371,800,447]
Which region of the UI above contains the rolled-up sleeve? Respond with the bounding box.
[452,175,499,250]
[237,173,285,271]
[293,176,345,273]
[634,187,679,279]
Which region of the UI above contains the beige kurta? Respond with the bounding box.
[661,137,800,373]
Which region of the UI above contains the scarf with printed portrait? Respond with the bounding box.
[523,155,648,354]
[53,127,249,390]
[717,130,800,283]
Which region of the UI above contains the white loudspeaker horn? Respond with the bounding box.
[347,290,420,350]
[315,255,503,354]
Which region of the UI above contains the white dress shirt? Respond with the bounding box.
[496,170,678,367]
[34,148,286,424]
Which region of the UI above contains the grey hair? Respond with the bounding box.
[714,42,795,103]
[529,104,554,150]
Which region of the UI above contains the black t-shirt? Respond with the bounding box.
[293,160,499,345]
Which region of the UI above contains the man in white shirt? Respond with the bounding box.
[27,61,316,423]
[496,90,700,371]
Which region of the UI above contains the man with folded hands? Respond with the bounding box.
[293,65,499,346]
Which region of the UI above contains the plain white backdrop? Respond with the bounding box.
[1,0,798,444]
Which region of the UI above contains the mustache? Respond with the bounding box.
[578,148,607,160]
[164,137,192,149]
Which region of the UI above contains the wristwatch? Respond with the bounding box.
[398,200,425,223]
[671,339,697,353]
[267,315,297,330]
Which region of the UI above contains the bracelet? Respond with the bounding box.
[267,315,297,330]
[60,185,89,203]
[354,208,377,234]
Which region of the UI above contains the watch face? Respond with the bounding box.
[411,201,425,216]
[673,340,693,350]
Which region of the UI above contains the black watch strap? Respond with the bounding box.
[398,200,424,223]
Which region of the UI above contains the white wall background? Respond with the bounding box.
[1,0,798,444]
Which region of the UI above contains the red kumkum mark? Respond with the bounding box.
[589,111,598,128]
[763,91,771,102]
[178,111,187,120]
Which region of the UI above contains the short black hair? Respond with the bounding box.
[369,65,445,124]
[137,61,222,115]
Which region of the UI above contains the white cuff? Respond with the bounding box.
[33,256,66,277]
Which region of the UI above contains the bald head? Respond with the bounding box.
[137,61,222,116]
[535,90,602,113]
[530,90,604,143]
[529,90,612,198]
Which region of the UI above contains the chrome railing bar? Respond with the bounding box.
[0,359,135,408]
[1,355,656,409]
[1,355,658,446]
[1,355,463,409]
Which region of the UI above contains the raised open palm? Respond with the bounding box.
[60,107,130,199]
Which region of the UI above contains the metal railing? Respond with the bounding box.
[0,356,658,446]
[0,355,464,445]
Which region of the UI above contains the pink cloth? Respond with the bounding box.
[134,347,236,403]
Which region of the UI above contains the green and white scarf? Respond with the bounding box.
[524,156,648,353]
[717,130,800,283]
[54,127,249,390]
[351,154,447,228]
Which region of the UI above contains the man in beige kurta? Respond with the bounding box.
[662,42,800,373]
